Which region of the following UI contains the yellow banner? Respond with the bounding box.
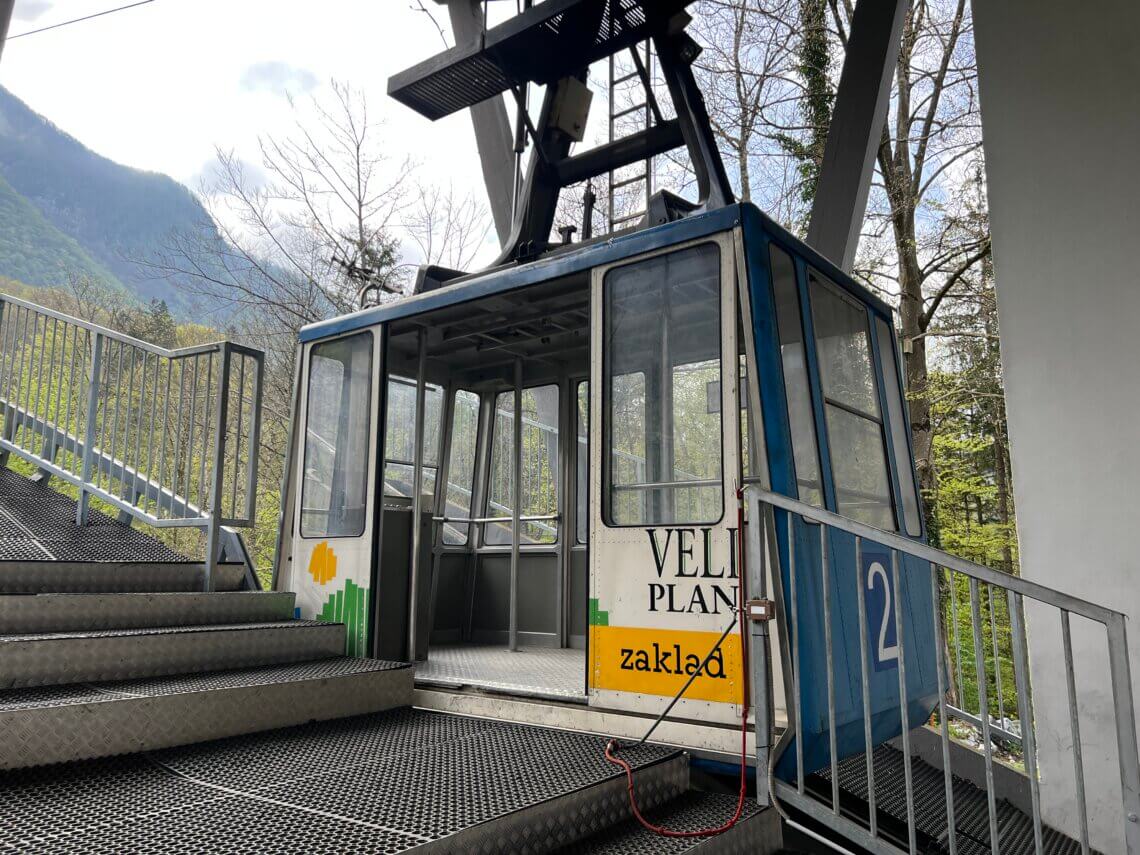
[589,625,744,705]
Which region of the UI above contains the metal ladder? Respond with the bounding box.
[607,41,657,232]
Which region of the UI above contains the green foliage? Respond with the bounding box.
[774,0,835,218]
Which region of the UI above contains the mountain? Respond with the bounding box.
[0,86,219,316]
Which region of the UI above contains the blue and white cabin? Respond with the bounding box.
[273,0,939,781]
[275,199,938,772]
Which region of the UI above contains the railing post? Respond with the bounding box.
[0,298,8,469]
[1106,615,1140,854]
[76,332,104,526]
[203,344,231,592]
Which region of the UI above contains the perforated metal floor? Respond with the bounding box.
[0,707,684,853]
[816,744,1088,855]
[558,791,767,854]
[417,644,586,701]
[0,468,190,563]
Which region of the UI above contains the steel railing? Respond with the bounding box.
[746,485,1140,855]
[0,293,264,588]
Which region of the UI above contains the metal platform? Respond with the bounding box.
[417,643,586,701]
[388,0,695,120]
[0,657,414,769]
[816,744,1088,855]
[1,708,687,853]
[558,791,773,854]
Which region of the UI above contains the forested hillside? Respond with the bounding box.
[0,86,219,315]
[0,173,123,291]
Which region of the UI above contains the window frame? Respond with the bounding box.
[382,374,444,501]
[482,382,562,548]
[298,330,374,541]
[872,316,924,537]
[574,378,589,546]
[440,387,483,547]
[600,240,727,529]
[767,241,826,508]
[806,267,899,531]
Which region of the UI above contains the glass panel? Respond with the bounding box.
[301,332,372,538]
[384,376,443,499]
[825,406,895,530]
[442,390,480,545]
[809,271,896,530]
[604,243,723,525]
[485,385,560,545]
[576,381,589,544]
[810,271,881,419]
[770,246,823,506]
[876,317,922,535]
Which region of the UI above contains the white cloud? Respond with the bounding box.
[239,61,319,97]
[12,0,53,23]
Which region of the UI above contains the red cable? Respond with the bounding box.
[603,488,753,839]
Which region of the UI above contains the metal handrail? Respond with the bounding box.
[746,485,1140,855]
[0,293,265,588]
[430,514,560,524]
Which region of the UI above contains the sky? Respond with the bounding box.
[0,0,498,257]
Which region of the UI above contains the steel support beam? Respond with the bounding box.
[806,0,907,272]
[440,0,515,246]
[0,0,14,65]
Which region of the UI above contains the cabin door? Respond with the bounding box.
[290,329,382,656]
[588,233,745,725]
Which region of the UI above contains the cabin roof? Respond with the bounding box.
[299,203,892,344]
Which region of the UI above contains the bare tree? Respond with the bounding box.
[690,0,804,218]
[143,81,412,355]
[829,0,987,517]
[402,182,492,273]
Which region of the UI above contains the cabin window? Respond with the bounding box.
[300,332,373,539]
[809,271,895,530]
[876,317,923,535]
[603,243,723,526]
[442,389,481,545]
[384,377,443,501]
[485,384,560,545]
[576,380,589,544]
[771,245,823,506]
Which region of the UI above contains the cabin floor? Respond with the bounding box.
[417,644,586,701]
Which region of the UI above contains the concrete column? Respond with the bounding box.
[974,2,1140,851]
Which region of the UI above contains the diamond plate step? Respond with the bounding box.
[0,591,296,634]
[1,707,686,850]
[556,791,780,854]
[0,560,245,593]
[0,620,346,688]
[0,657,414,769]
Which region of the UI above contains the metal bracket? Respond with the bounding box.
[746,598,776,622]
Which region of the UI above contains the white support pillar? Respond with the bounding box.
[975,2,1140,851]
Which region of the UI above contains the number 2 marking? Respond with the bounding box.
[868,561,899,665]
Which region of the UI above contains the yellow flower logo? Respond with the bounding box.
[308,541,337,586]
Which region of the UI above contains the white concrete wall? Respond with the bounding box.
[973,2,1140,851]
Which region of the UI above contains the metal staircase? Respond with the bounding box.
[0,555,412,769]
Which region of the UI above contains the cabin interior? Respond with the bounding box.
[370,241,752,702]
